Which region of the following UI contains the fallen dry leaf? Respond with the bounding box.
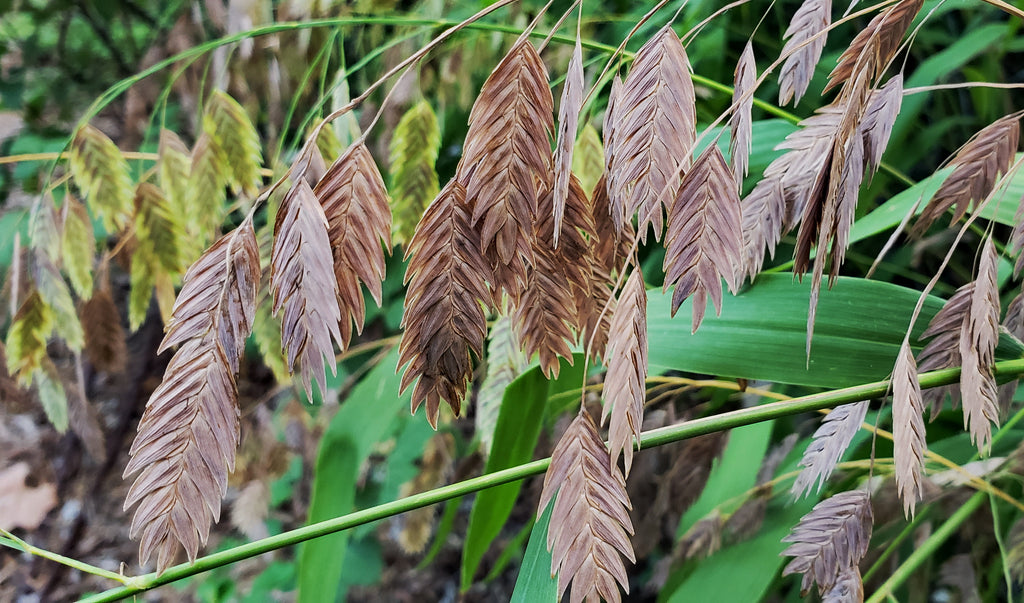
[0,462,57,530]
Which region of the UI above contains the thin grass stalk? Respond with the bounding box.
[74,359,1024,602]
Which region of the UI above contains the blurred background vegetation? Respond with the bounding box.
[0,0,1023,601]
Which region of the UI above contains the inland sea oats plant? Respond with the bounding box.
[1,0,1024,601]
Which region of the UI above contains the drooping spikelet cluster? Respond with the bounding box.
[10,1,1024,599]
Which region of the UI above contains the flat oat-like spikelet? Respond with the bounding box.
[539,410,636,603]
[35,258,84,352]
[741,176,787,282]
[960,238,1000,452]
[5,290,54,386]
[612,26,696,243]
[123,220,259,574]
[476,315,527,457]
[271,179,343,400]
[576,176,630,362]
[663,144,743,332]
[187,132,229,250]
[1005,289,1024,341]
[572,122,605,196]
[741,106,845,281]
[81,288,127,374]
[859,73,903,175]
[1013,203,1024,278]
[314,141,392,351]
[130,182,187,330]
[822,566,864,602]
[603,76,627,232]
[553,36,584,245]
[134,183,186,275]
[158,129,191,216]
[893,339,926,517]
[782,489,872,597]
[778,0,831,106]
[825,0,923,93]
[914,112,1021,234]
[823,128,867,277]
[69,124,134,233]
[592,175,635,278]
[459,38,553,302]
[578,259,616,364]
[797,84,899,354]
[770,106,843,226]
[514,174,594,378]
[399,179,490,428]
[916,283,972,416]
[602,269,648,476]
[60,196,95,299]
[730,42,756,187]
[389,100,441,248]
[202,90,263,197]
[791,401,869,498]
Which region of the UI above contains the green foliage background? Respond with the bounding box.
[1,0,1024,601]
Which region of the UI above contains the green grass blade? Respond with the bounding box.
[297,346,408,602]
[510,501,558,603]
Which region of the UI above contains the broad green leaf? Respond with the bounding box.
[463,361,558,588]
[510,501,558,603]
[297,426,358,603]
[677,420,773,539]
[336,536,384,600]
[651,274,1021,388]
[663,497,816,603]
[297,346,408,602]
[848,167,953,244]
[851,153,1024,244]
